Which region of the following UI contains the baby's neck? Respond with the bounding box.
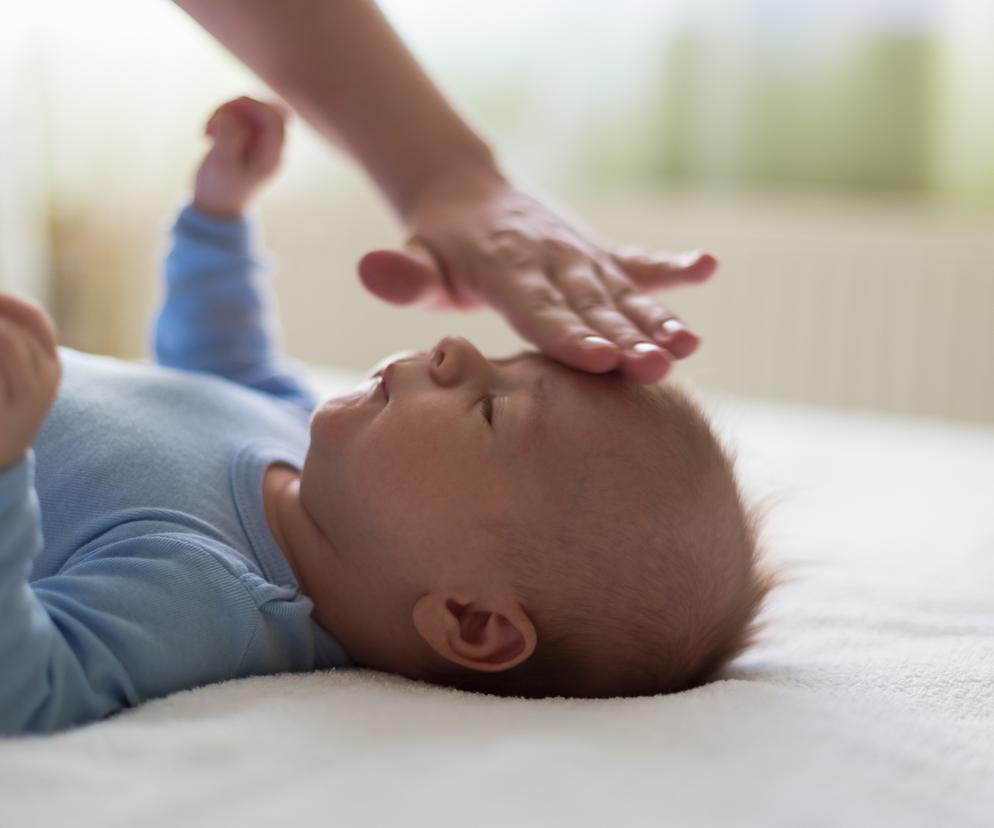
[261,463,312,590]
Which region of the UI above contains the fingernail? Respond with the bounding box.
[677,250,703,268]
[583,335,615,349]
[660,319,685,337]
[631,341,662,355]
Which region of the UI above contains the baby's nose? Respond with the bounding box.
[431,336,489,386]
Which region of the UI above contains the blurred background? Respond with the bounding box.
[1,0,992,422]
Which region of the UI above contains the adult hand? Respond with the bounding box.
[358,172,716,384]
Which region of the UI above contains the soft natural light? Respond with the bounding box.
[2,0,992,420]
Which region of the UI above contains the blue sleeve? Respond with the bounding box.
[0,454,265,735]
[153,205,317,413]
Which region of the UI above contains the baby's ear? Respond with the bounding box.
[412,592,536,673]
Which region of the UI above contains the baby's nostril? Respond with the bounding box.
[432,348,444,366]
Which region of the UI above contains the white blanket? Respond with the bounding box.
[3,376,993,828]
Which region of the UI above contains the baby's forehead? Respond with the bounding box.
[489,349,701,446]
[489,348,542,367]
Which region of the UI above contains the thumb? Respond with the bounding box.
[357,242,450,307]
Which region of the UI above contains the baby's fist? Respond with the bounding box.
[0,293,61,472]
[193,96,289,219]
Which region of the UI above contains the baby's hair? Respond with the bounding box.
[422,378,779,699]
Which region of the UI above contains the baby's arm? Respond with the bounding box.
[0,298,252,735]
[153,97,316,412]
[0,483,264,734]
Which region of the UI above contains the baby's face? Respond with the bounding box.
[298,336,637,668]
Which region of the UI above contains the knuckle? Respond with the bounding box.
[487,228,536,269]
[520,284,563,314]
[6,295,53,336]
[541,235,579,259]
[619,293,660,319]
[569,289,607,313]
[613,331,647,348]
[606,280,637,304]
[587,315,644,346]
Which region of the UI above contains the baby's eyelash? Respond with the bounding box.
[480,393,494,424]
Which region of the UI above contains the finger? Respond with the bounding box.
[232,97,287,169]
[0,318,32,400]
[0,293,58,355]
[553,261,673,383]
[205,98,242,137]
[485,268,621,374]
[358,244,448,308]
[653,317,699,359]
[210,108,247,167]
[610,247,718,291]
[18,323,53,378]
[595,267,701,360]
[231,96,289,131]
[26,335,61,404]
[0,327,12,403]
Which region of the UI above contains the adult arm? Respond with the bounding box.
[172,0,717,383]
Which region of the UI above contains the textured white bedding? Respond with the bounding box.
[3,370,993,828]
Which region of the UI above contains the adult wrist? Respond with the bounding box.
[396,143,508,227]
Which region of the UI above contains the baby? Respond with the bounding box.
[0,98,771,735]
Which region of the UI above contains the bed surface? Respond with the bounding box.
[3,370,993,828]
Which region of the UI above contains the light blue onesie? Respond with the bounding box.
[0,206,354,736]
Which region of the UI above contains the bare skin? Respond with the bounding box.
[194,98,542,673]
[0,295,62,473]
[263,337,644,679]
[173,0,718,384]
[0,97,689,679]
[191,96,713,678]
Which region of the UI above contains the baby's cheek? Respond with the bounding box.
[365,422,444,486]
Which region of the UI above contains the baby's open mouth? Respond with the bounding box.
[365,348,434,402]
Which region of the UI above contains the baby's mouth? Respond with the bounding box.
[366,348,436,401]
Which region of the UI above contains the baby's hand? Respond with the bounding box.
[0,293,61,472]
[193,96,289,219]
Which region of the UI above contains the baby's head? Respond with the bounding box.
[300,336,772,698]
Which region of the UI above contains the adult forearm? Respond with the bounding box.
[174,0,503,222]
